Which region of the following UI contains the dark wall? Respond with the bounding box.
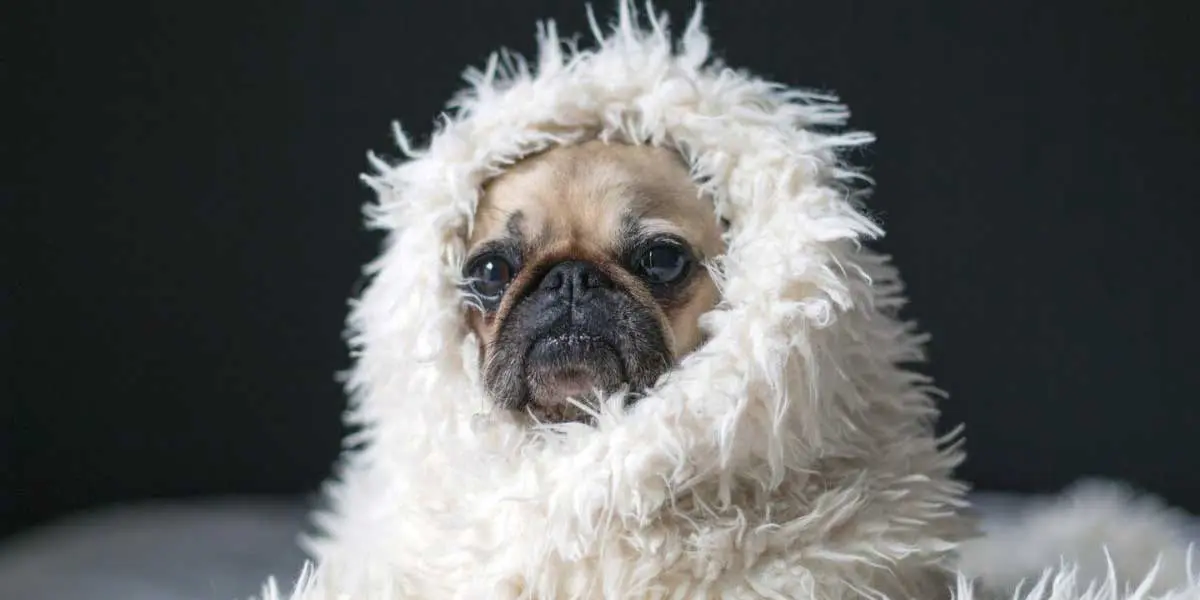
[7,0,1197,539]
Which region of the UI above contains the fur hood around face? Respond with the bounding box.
[256,4,1198,600]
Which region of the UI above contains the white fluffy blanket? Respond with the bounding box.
[256,3,1198,599]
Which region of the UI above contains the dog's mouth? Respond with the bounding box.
[522,331,627,422]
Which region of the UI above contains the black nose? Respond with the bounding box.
[538,260,613,299]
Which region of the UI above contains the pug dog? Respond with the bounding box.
[462,140,724,423]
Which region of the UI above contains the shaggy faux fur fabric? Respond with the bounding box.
[256,3,1198,599]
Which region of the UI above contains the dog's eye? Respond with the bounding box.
[635,243,691,285]
[468,255,514,299]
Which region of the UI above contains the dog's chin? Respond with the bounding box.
[522,333,626,423]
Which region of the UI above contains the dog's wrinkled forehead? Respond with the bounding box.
[470,141,719,254]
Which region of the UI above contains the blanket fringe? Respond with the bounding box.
[256,481,1200,600]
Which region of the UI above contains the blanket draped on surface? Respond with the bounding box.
[258,3,1198,599]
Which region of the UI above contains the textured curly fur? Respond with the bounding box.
[254,3,1198,599]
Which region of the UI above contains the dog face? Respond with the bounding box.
[462,140,724,423]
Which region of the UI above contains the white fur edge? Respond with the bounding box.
[259,565,1200,600]
[258,486,1200,600]
[258,564,1200,600]
[258,545,1200,600]
[251,1,1198,599]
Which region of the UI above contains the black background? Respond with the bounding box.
[6,0,1198,541]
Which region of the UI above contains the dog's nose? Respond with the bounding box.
[538,260,613,299]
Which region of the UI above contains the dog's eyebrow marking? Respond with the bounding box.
[505,211,525,241]
[619,210,688,244]
[505,209,550,255]
[619,211,640,241]
[637,217,689,239]
[613,211,642,258]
